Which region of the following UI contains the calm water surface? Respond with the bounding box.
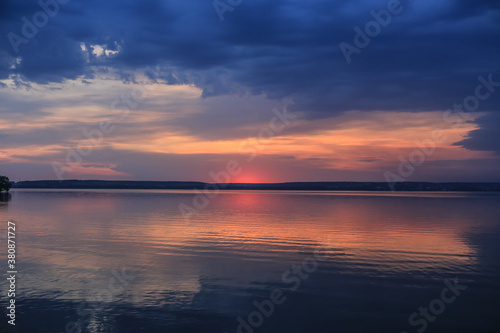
[1,190,499,333]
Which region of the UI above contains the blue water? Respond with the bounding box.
[1,190,499,332]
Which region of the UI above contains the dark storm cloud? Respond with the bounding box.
[454,112,500,154]
[1,0,500,150]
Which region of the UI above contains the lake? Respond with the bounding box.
[1,189,499,333]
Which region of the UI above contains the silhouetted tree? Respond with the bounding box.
[0,176,12,192]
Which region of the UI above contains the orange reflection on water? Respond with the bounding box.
[10,189,488,302]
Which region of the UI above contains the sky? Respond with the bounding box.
[1,0,500,183]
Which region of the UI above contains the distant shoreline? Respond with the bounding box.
[10,180,500,192]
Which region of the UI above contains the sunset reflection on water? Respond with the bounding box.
[1,189,499,332]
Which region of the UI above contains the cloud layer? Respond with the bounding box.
[1,0,500,180]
